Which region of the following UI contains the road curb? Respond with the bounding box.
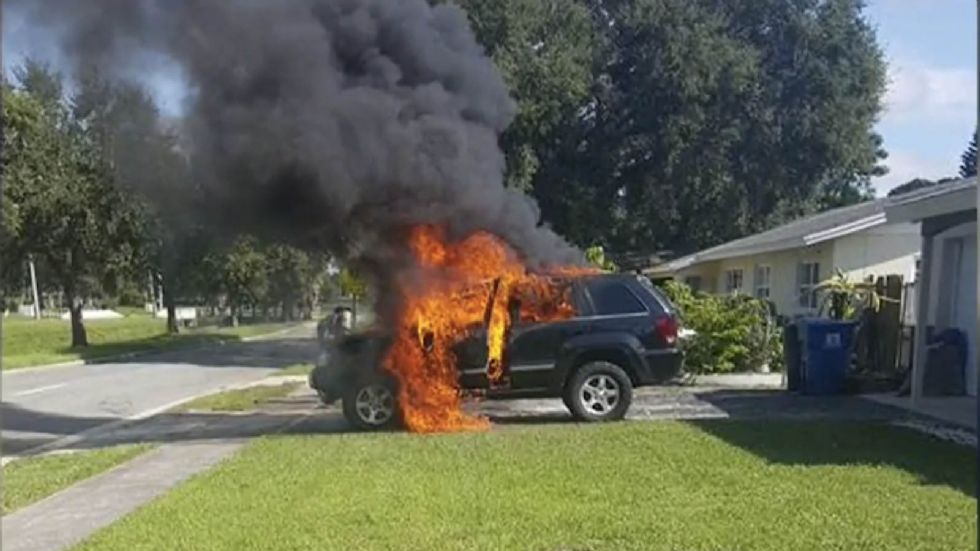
[3,323,311,375]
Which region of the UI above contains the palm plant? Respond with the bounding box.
[812,269,895,321]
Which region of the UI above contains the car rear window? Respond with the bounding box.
[587,281,648,315]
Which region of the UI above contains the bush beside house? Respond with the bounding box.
[661,281,783,374]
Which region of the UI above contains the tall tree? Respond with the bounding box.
[459,0,596,193]
[219,236,269,327]
[265,244,314,321]
[3,63,151,345]
[102,80,201,334]
[960,130,977,178]
[463,0,888,255]
[338,267,369,324]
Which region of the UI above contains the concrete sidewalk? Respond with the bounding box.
[863,393,977,432]
[1,384,316,551]
[685,372,784,389]
[2,440,244,551]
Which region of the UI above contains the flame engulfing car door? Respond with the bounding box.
[506,281,590,389]
[452,278,500,390]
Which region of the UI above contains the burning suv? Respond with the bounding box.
[310,273,683,430]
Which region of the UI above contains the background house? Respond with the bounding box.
[647,199,921,317]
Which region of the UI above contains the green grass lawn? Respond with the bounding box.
[270,362,313,377]
[174,382,302,412]
[1,315,298,370]
[75,422,976,551]
[4,444,153,515]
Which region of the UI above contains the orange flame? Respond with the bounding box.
[382,225,595,433]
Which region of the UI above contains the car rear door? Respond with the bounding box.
[507,282,593,389]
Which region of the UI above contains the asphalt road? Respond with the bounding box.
[1,325,318,456]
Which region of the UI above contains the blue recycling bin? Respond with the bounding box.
[798,319,857,396]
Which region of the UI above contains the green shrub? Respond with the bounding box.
[661,281,783,374]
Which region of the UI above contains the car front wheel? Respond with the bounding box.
[342,378,399,430]
[564,361,633,422]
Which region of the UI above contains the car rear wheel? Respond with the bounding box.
[342,378,399,430]
[564,361,633,422]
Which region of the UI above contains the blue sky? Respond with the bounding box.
[865,0,976,193]
[3,0,976,196]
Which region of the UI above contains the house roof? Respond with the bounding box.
[647,183,957,276]
[885,177,977,224]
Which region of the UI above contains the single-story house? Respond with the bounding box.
[646,198,921,317]
[885,177,977,401]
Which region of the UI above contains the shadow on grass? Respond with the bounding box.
[487,413,575,426]
[59,332,239,363]
[4,320,312,370]
[689,419,977,498]
[6,336,319,371]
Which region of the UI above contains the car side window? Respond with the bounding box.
[587,282,648,315]
[570,284,592,316]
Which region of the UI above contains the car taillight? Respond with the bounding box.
[655,316,678,346]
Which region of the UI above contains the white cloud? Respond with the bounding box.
[873,149,959,195]
[884,62,976,123]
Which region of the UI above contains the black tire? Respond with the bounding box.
[563,361,633,422]
[342,377,400,431]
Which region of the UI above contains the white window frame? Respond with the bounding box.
[753,264,771,299]
[798,261,820,309]
[724,269,744,294]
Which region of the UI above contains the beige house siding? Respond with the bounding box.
[673,264,720,293]
[831,223,920,282]
[673,245,832,316]
[665,228,919,317]
[750,245,833,316]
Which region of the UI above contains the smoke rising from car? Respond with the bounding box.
[11,0,585,295]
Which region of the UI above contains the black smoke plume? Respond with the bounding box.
[11,0,584,303]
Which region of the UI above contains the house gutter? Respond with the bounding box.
[802,213,887,246]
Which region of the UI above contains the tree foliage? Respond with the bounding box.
[459,0,595,193]
[960,130,977,178]
[2,65,148,345]
[887,178,936,198]
[470,0,887,256]
[218,236,269,325]
[584,245,617,271]
[338,268,369,300]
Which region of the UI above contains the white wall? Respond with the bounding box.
[831,223,920,283]
[709,244,833,317]
[668,224,920,318]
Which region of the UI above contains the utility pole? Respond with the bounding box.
[28,257,41,320]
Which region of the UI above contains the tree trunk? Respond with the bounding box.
[69,298,88,347]
[161,272,180,334]
[352,295,358,327]
[230,305,239,327]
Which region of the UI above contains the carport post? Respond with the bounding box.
[910,233,933,405]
